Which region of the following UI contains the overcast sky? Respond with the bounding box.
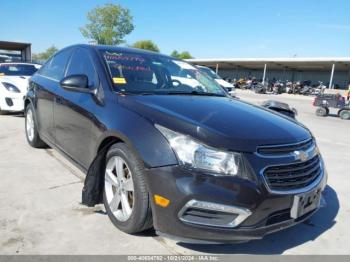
[1,0,350,58]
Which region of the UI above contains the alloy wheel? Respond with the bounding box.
[26,108,35,142]
[105,156,135,222]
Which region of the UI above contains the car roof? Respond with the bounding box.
[64,44,175,60]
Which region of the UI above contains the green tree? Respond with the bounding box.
[131,40,160,52]
[80,3,134,45]
[178,51,193,59]
[32,45,58,61]
[171,50,193,59]
[170,50,179,58]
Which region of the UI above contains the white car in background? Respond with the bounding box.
[197,65,236,97]
[0,63,41,114]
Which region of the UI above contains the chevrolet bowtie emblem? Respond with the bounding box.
[293,150,309,162]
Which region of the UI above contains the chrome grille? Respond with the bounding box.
[258,139,314,155]
[263,155,321,191]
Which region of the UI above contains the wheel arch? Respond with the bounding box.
[97,136,124,154]
[95,132,146,168]
[24,98,31,110]
[83,133,146,207]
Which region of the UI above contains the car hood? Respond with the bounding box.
[0,75,30,93]
[119,95,311,152]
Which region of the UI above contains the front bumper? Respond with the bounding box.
[145,163,327,243]
[0,93,25,112]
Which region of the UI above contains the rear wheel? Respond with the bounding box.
[316,107,328,117]
[25,104,46,148]
[339,110,350,120]
[103,143,153,234]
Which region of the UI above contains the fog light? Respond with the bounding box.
[178,200,251,228]
[154,194,170,207]
[5,98,13,107]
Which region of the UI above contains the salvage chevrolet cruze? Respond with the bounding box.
[25,44,327,243]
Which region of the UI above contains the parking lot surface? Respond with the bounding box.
[0,90,349,255]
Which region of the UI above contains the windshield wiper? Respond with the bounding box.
[165,91,226,97]
[118,91,154,96]
[118,90,226,97]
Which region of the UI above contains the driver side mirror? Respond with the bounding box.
[60,74,96,94]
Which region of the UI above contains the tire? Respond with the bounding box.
[316,107,328,117]
[339,110,350,120]
[103,143,153,234]
[0,107,7,115]
[25,103,46,148]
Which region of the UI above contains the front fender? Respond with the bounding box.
[94,104,178,168]
[83,105,178,207]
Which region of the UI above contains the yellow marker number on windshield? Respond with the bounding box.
[113,77,127,84]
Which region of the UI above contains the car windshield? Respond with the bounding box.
[0,64,38,76]
[101,50,226,96]
[198,66,221,79]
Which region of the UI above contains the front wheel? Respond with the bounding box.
[103,143,153,234]
[25,104,46,148]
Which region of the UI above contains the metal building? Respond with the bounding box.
[188,57,350,90]
[0,41,32,63]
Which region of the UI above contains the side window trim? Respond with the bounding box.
[85,47,100,88]
[87,48,100,89]
[64,47,78,78]
[38,74,60,83]
[60,49,74,81]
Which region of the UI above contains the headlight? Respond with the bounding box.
[2,82,20,93]
[155,124,242,176]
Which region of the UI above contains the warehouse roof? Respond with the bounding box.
[0,41,31,51]
[187,57,350,71]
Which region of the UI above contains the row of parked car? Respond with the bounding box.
[230,78,328,96]
[0,45,327,244]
